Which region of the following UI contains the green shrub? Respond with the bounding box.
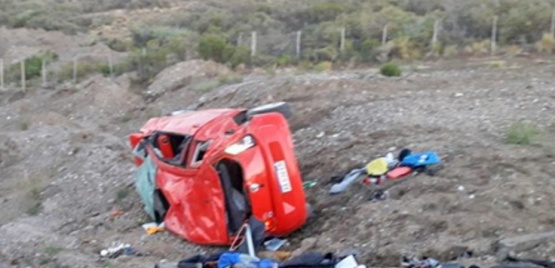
[275,55,293,67]
[313,61,332,72]
[13,10,42,28]
[298,60,313,70]
[228,46,250,68]
[198,34,229,63]
[312,46,338,62]
[359,39,381,61]
[506,122,540,145]
[57,61,111,82]
[5,52,58,81]
[218,74,243,85]
[131,26,190,47]
[380,62,402,77]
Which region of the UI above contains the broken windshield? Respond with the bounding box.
[145,132,192,166]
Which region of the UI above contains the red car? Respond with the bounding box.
[128,102,309,246]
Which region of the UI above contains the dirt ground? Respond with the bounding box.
[1,56,555,268]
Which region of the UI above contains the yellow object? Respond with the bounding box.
[142,222,165,235]
[366,157,388,176]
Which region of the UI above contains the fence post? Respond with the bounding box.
[296,31,302,59]
[0,59,4,91]
[491,16,498,56]
[73,57,78,83]
[340,27,346,52]
[251,31,257,57]
[21,61,26,92]
[551,10,555,37]
[237,32,243,47]
[382,24,388,47]
[41,58,47,88]
[432,19,440,47]
[108,52,114,78]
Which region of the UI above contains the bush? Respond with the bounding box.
[198,34,229,63]
[57,61,111,82]
[506,122,540,145]
[5,52,58,81]
[388,37,422,60]
[218,74,243,85]
[463,40,490,55]
[313,61,332,72]
[275,55,293,67]
[227,46,250,68]
[359,39,381,61]
[380,62,402,77]
[536,33,555,53]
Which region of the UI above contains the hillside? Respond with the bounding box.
[2,1,555,268]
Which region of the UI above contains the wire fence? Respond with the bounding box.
[2,13,555,92]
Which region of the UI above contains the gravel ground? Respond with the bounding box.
[1,57,555,267]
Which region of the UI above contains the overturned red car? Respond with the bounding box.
[128,102,309,246]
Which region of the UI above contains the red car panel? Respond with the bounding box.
[130,106,308,246]
[245,113,307,235]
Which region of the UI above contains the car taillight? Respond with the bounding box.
[264,218,277,231]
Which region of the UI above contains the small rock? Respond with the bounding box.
[292,237,318,256]
[455,93,464,97]
[496,231,555,261]
[458,186,465,191]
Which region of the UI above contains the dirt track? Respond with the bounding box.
[1,57,555,267]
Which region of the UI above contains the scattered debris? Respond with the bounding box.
[100,243,138,259]
[369,189,389,202]
[264,238,287,251]
[329,149,441,195]
[335,255,362,268]
[303,181,317,189]
[111,210,124,217]
[142,222,166,235]
[218,252,277,268]
[329,168,366,194]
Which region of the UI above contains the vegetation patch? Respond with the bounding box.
[506,122,540,145]
[380,62,402,77]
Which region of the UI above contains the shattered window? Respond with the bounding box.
[147,132,191,166]
[190,141,210,167]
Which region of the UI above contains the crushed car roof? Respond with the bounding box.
[140,108,237,135]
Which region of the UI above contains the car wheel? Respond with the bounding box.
[246,102,292,119]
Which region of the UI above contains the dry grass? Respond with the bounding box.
[506,122,540,145]
[24,177,44,216]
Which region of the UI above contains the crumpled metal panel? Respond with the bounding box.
[155,161,229,245]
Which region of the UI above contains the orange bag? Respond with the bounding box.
[386,166,412,180]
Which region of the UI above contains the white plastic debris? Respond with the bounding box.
[457,186,465,192]
[335,255,359,268]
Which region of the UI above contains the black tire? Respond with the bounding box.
[246,102,292,119]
